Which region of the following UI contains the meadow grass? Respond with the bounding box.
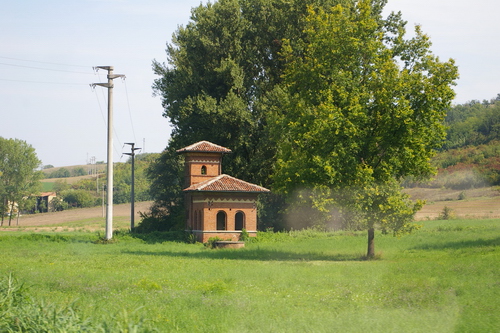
[0,219,498,332]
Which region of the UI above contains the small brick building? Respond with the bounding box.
[177,141,270,242]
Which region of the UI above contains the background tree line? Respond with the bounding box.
[48,153,157,211]
[44,167,87,179]
[402,94,500,190]
[444,94,500,150]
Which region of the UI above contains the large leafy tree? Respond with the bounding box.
[150,0,344,229]
[0,137,43,226]
[149,0,458,246]
[272,2,458,257]
[152,0,346,183]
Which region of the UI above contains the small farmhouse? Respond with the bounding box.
[37,192,57,213]
[177,141,270,242]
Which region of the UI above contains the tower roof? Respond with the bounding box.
[176,141,232,154]
[184,174,270,193]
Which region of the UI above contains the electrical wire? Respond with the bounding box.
[0,61,94,75]
[2,54,130,161]
[91,79,124,158]
[0,78,88,85]
[124,80,138,144]
[0,55,89,68]
[92,87,107,126]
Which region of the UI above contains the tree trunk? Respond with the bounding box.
[8,202,14,226]
[367,227,375,259]
[1,197,5,226]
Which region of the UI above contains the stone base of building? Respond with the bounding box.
[214,241,245,249]
[190,230,257,243]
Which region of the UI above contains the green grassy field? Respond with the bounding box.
[0,219,499,332]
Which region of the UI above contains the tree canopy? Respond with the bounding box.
[150,0,345,229]
[272,2,457,256]
[150,0,458,256]
[0,137,43,226]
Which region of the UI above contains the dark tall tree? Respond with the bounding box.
[150,0,347,229]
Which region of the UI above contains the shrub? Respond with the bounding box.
[239,228,250,241]
[438,206,455,220]
[50,196,68,211]
[134,207,184,233]
[205,237,223,249]
[61,189,94,208]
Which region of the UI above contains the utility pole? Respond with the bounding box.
[91,66,125,240]
[124,143,141,230]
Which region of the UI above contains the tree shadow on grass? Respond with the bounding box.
[123,248,366,262]
[410,237,500,251]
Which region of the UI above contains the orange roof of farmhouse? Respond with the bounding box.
[184,174,270,193]
[176,141,232,154]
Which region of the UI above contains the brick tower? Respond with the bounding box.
[177,141,270,242]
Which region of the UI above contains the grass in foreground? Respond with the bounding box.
[0,219,499,332]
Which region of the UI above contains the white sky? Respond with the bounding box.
[1,0,499,167]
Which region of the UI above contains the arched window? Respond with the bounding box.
[216,211,226,230]
[201,165,207,175]
[198,210,202,230]
[235,211,245,230]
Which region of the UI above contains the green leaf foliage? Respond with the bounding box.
[274,3,458,193]
[143,145,186,231]
[150,0,356,230]
[0,137,43,226]
[149,0,458,249]
[444,96,500,149]
[271,1,457,256]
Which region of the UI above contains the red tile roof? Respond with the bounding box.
[177,141,232,154]
[184,174,270,193]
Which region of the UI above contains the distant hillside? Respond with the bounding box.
[405,95,500,190]
[38,154,158,208]
[42,164,107,179]
[443,95,500,150]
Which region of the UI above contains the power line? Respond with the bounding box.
[0,78,88,85]
[0,61,94,75]
[91,87,123,157]
[124,80,137,143]
[0,55,89,68]
[92,88,107,126]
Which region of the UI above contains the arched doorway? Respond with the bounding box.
[235,211,245,230]
[216,211,226,230]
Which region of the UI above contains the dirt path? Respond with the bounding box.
[2,201,153,227]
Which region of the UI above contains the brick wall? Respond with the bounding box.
[187,192,258,242]
[183,152,223,186]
